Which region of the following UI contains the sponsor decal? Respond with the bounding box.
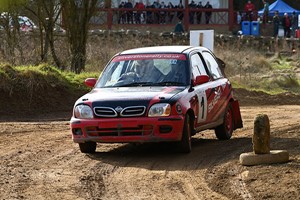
[195,90,207,123]
[221,83,226,90]
[208,87,221,113]
[112,54,187,62]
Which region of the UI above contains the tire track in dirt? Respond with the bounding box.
[81,138,247,200]
[230,170,253,200]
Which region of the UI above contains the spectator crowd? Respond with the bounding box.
[236,0,299,38]
[115,0,299,38]
[273,11,298,38]
[117,0,214,25]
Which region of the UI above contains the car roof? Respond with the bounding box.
[119,46,210,55]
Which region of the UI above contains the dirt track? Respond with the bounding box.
[0,105,299,200]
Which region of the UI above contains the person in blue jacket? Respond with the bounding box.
[174,21,184,33]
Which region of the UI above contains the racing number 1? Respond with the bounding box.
[196,91,207,123]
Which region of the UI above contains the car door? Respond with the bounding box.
[190,52,211,126]
[201,50,229,122]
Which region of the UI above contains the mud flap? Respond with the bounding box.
[232,100,243,129]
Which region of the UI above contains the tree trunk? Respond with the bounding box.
[61,0,98,74]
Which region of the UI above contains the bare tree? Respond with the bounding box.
[61,0,98,73]
[0,1,25,65]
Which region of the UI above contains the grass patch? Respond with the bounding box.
[271,59,294,70]
[223,49,300,95]
[64,71,99,89]
[230,75,300,95]
[0,64,98,95]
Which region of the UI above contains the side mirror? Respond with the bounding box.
[194,75,209,86]
[84,78,97,88]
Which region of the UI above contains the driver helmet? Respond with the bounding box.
[134,59,154,77]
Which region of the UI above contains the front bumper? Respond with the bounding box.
[70,116,184,143]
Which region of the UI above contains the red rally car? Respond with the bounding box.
[70,46,243,153]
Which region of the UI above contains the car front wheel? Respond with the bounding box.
[79,142,97,153]
[177,114,192,153]
[215,103,234,140]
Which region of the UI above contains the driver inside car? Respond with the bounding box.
[134,59,158,82]
[120,59,164,83]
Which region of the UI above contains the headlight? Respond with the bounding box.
[148,103,171,117]
[74,104,93,119]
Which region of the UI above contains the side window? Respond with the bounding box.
[191,54,208,79]
[202,52,223,79]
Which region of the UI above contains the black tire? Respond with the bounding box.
[79,142,97,153]
[177,114,192,153]
[215,103,234,140]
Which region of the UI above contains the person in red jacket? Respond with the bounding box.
[282,13,291,38]
[244,0,255,21]
[134,0,145,24]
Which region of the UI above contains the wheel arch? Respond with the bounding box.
[185,108,196,135]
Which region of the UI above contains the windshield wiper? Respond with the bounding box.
[153,82,185,86]
[117,82,154,87]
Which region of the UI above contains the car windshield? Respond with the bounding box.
[96,53,189,88]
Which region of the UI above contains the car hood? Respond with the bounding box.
[77,86,186,107]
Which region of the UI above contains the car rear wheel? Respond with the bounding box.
[215,103,234,140]
[177,114,192,153]
[79,142,97,153]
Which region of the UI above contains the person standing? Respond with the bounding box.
[176,0,184,21]
[134,0,145,24]
[188,0,197,24]
[167,2,175,23]
[244,0,255,21]
[145,0,153,24]
[282,13,291,38]
[160,1,167,24]
[204,1,212,24]
[262,0,269,24]
[118,1,126,24]
[196,1,203,24]
[124,0,134,24]
[174,21,184,33]
[273,11,280,38]
[152,0,161,24]
[237,11,242,25]
[291,11,299,38]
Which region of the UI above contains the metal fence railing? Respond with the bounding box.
[89,8,234,30]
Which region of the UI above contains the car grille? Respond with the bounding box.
[86,125,153,137]
[94,106,146,117]
[94,107,117,117]
[121,106,146,117]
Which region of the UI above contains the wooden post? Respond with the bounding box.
[228,0,234,31]
[106,0,112,30]
[108,8,113,30]
[199,33,203,46]
[184,0,189,31]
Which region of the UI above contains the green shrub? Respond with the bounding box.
[273,75,300,88]
[252,57,272,72]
